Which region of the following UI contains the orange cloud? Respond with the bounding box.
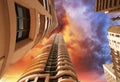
[2,37,50,82]
[3,14,83,82]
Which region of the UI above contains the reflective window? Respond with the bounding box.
[15,3,30,42]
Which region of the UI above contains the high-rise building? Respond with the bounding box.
[95,0,120,13]
[103,64,117,82]
[0,0,58,78]
[107,26,120,81]
[17,34,79,82]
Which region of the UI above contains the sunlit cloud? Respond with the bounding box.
[54,0,112,81]
[2,0,113,82]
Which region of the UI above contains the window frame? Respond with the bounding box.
[15,3,30,42]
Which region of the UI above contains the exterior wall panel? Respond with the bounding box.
[0,0,58,78]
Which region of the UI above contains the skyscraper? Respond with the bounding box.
[107,26,120,81]
[0,0,58,78]
[17,34,79,82]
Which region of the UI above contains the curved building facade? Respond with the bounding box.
[0,0,58,77]
[17,34,79,82]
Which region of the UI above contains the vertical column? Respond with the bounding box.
[105,0,108,9]
[117,0,120,6]
[100,0,103,10]
[109,0,112,7]
[96,0,99,11]
[112,0,115,7]
[98,0,101,11]
[104,0,107,9]
[96,0,98,11]
[107,0,110,9]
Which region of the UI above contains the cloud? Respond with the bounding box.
[54,0,112,81]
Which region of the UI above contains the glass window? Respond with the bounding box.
[116,34,120,37]
[37,78,45,82]
[15,3,30,42]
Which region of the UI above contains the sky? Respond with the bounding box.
[0,0,115,82]
[52,0,112,82]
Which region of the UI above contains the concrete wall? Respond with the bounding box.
[0,0,58,77]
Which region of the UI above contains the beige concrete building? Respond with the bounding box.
[103,64,117,82]
[0,0,58,78]
[95,0,120,13]
[107,26,120,81]
[17,34,79,82]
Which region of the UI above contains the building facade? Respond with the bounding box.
[103,64,117,82]
[107,26,120,81]
[0,0,58,78]
[17,34,79,82]
[95,0,120,13]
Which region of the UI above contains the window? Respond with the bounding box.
[15,3,30,42]
[116,34,120,37]
[38,78,45,82]
[38,0,49,11]
[45,66,51,71]
[62,75,71,79]
[111,34,114,36]
[50,66,57,71]
[35,14,45,44]
[50,71,57,76]
[28,79,34,82]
